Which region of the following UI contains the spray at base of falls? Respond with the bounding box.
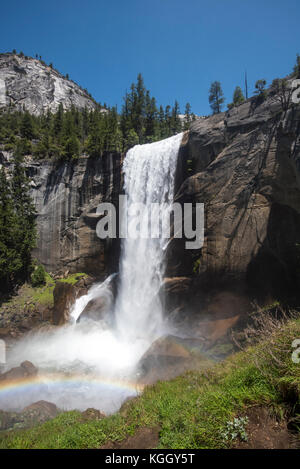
[1,133,183,413]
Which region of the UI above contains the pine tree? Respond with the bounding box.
[11,147,36,282]
[0,167,21,292]
[145,92,158,139]
[63,135,80,159]
[255,79,267,95]
[184,103,192,130]
[20,111,35,140]
[232,86,245,106]
[165,105,171,136]
[170,100,182,134]
[53,103,64,137]
[209,81,225,114]
[293,54,300,78]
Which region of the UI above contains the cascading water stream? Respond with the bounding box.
[115,133,183,344]
[1,133,183,413]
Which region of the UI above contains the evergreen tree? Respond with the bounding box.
[20,111,35,140]
[63,135,80,159]
[31,263,46,287]
[126,129,139,148]
[293,54,300,78]
[184,103,192,130]
[145,92,158,139]
[53,103,64,137]
[0,167,21,292]
[255,79,267,95]
[209,81,225,114]
[11,147,36,282]
[170,100,182,134]
[165,105,172,135]
[232,86,245,106]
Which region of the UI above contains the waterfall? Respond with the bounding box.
[3,133,183,413]
[115,133,183,343]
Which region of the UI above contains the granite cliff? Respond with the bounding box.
[1,57,300,319]
[0,53,97,115]
[165,81,300,323]
[29,152,122,276]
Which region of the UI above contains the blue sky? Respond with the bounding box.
[1,0,299,115]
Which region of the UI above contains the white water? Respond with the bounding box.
[115,133,183,342]
[2,133,183,413]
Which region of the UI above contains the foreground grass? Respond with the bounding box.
[1,319,299,449]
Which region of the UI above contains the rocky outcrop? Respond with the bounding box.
[137,335,210,384]
[77,297,107,323]
[28,152,122,275]
[167,84,300,313]
[0,400,59,431]
[0,361,37,382]
[52,282,77,325]
[0,53,97,115]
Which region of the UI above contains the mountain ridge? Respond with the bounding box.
[0,53,97,115]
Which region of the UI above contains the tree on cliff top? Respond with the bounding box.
[293,54,300,78]
[209,81,225,114]
[254,79,267,95]
[233,86,245,106]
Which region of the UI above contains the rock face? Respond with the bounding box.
[0,361,38,382]
[0,400,59,431]
[77,296,107,323]
[138,335,210,384]
[0,53,97,115]
[28,152,122,275]
[167,84,300,313]
[52,282,77,325]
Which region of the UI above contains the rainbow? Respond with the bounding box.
[0,373,144,397]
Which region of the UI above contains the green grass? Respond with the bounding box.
[1,317,299,449]
[1,272,88,312]
[59,273,88,286]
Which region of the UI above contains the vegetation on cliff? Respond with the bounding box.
[0,73,194,161]
[0,149,36,295]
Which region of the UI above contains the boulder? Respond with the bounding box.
[0,400,58,431]
[0,361,38,382]
[138,335,210,384]
[23,400,58,420]
[76,296,107,323]
[161,276,192,314]
[80,408,105,421]
[0,327,10,339]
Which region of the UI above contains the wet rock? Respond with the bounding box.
[0,400,59,431]
[0,361,38,382]
[0,328,10,339]
[52,282,77,325]
[161,276,192,314]
[138,335,210,384]
[77,296,107,323]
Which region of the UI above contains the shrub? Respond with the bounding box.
[31,264,47,287]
